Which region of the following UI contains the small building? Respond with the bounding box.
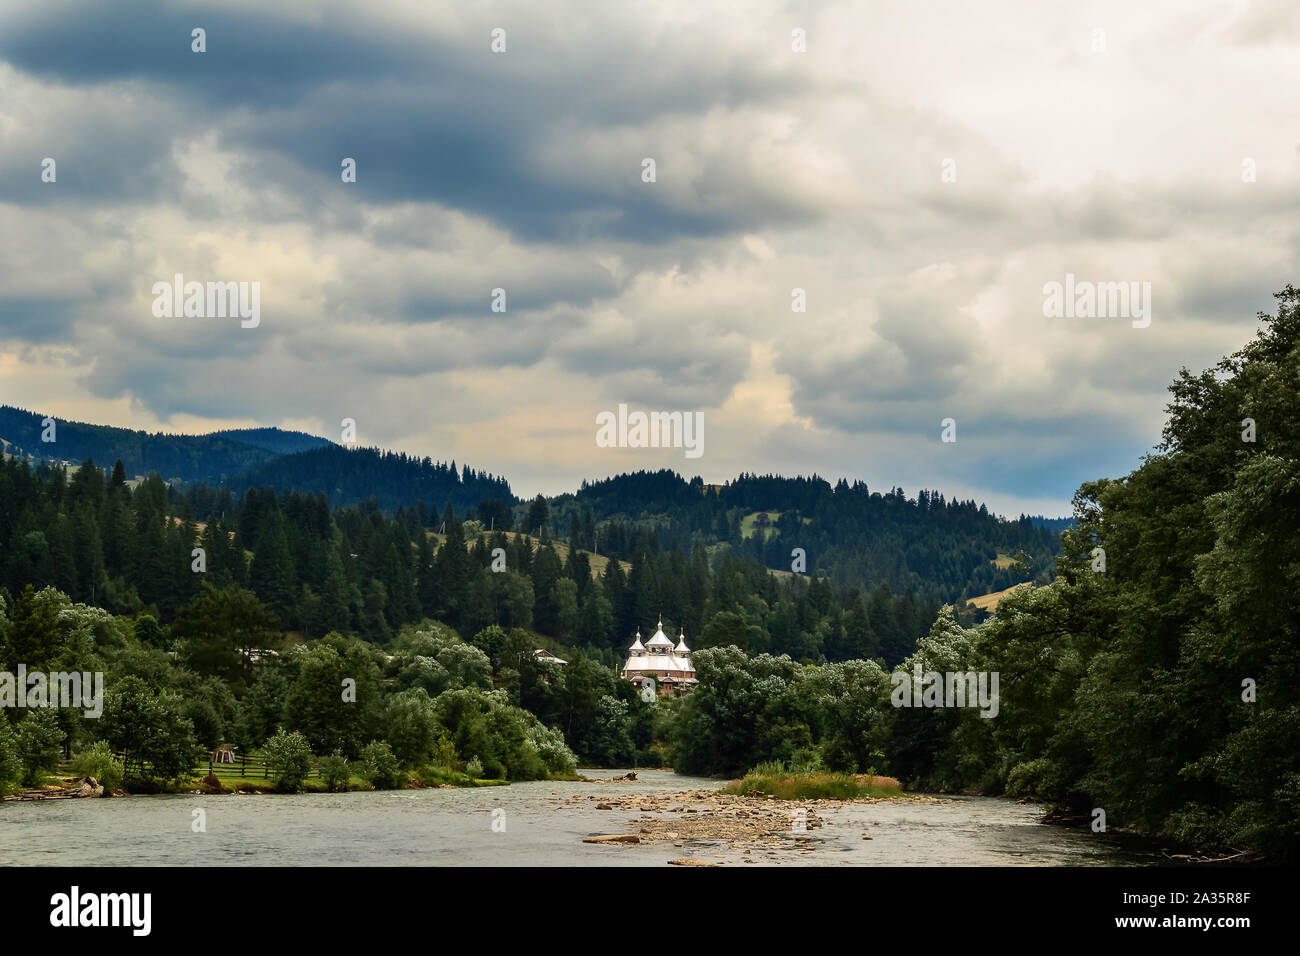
[534,649,567,666]
[622,618,697,697]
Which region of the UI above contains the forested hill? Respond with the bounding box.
[0,404,280,483]
[228,444,515,516]
[2,403,1058,605]
[1,405,508,515]
[549,470,1062,604]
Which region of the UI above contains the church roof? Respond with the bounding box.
[644,617,675,649]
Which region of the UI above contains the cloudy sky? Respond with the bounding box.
[2,0,1297,516]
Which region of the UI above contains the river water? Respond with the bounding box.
[0,769,1161,866]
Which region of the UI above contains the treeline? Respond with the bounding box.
[551,470,1059,603]
[229,445,514,515]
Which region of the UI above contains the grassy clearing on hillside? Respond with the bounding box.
[740,510,783,540]
[967,582,1033,613]
[740,510,812,541]
[722,763,904,800]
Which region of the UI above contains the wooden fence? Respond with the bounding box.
[60,752,323,780]
[196,752,322,780]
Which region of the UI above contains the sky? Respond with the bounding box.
[1,0,1297,517]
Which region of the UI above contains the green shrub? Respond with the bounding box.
[465,756,484,778]
[264,729,314,792]
[432,732,460,771]
[416,764,471,787]
[71,741,125,793]
[319,751,350,792]
[1005,757,1064,802]
[361,741,404,789]
[722,767,904,800]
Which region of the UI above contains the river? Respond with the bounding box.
[0,769,1162,866]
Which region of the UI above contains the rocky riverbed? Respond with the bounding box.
[570,785,951,862]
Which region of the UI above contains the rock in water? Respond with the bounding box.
[74,777,104,798]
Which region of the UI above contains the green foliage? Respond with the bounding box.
[283,636,382,757]
[1005,758,1066,802]
[16,709,66,786]
[430,731,460,771]
[318,751,350,792]
[433,686,577,781]
[383,688,439,767]
[672,647,891,777]
[71,740,125,792]
[173,583,281,689]
[465,756,484,778]
[722,765,902,800]
[100,675,202,781]
[0,718,22,792]
[2,585,63,672]
[264,728,314,791]
[360,740,404,790]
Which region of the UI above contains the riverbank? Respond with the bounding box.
[2,770,521,800]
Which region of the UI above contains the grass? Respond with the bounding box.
[966,582,1033,613]
[740,510,782,540]
[721,764,905,801]
[414,765,509,788]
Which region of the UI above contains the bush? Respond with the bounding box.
[431,732,460,771]
[722,767,903,800]
[465,756,484,778]
[361,741,404,790]
[319,751,350,792]
[264,729,314,792]
[71,741,125,793]
[416,764,472,787]
[1005,757,1065,803]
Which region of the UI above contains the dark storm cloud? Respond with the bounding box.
[0,0,821,241]
[0,1,421,103]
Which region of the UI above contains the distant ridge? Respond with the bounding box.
[207,427,335,456]
[0,404,285,482]
[230,444,515,514]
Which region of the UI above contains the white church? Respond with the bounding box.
[622,618,697,697]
